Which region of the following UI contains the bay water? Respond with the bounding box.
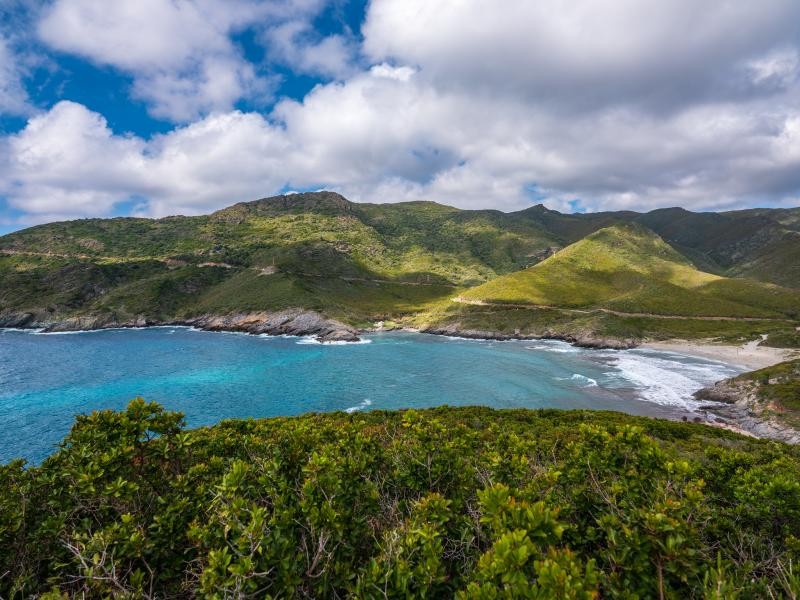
[0,328,743,463]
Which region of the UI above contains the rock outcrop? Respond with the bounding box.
[42,314,154,332]
[694,378,800,444]
[1,309,360,343]
[421,325,529,341]
[545,331,639,350]
[421,323,638,349]
[182,310,359,342]
[0,311,42,328]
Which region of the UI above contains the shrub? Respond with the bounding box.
[1,401,799,598]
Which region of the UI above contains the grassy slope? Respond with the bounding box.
[1,193,798,339]
[0,193,560,326]
[514,205,800,288]
[459,223,800,319]
[726,230,800,288]
[413,301,799,346]
[414,223,800,343]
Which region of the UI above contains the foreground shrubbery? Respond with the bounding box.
[2,400,800,598]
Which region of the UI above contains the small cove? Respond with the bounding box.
[0,328,743,463]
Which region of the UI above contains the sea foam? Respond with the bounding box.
[345,399,373,413]
[570,373,598,387]
[295,336,372,345]
[608,350,741,409]
[524,340,580,353]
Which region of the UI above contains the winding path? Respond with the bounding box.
[451,297,795,322]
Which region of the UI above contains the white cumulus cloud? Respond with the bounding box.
[36,0,333,121]
[0,36,33,117]
[264,20,357,79]
[2,0,800,225]
[363,0,800,110]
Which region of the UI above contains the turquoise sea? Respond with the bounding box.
[0,328,743,463]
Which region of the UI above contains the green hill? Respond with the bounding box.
[0,193,556,286]
[459,223,800,319]
[0,192,559,328]
[513,204,800,288]
[1,192,798,343]
[2,400,800,598]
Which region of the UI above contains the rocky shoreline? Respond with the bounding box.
[4,310,797,444]
[0,309,361,343]
[694,376,800,444]
[419,324,638,349]
[1,310,640,349]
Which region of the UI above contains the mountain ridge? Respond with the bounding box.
[1,191,799,347]
[5,191,798,286]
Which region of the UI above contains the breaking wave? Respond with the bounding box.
[295,336,372,345]
[345,399,373,413]
[570,373,598,387]
[609,350,741,409]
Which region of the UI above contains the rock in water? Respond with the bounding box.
[185,309,360,342]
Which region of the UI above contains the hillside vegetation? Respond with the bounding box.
[1,192,798,343]
[459,224,800,319]
[2,401,800,598]
[518,204,800,288]
[0,193,559,328]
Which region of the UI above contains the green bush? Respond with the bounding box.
[2,400,800,598]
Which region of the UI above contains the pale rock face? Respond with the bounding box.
[0,308,360,343]
[421,322,639,350]
[185,309,359,342]
[695,378,800,444]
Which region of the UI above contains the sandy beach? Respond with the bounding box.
[641,338,798,371]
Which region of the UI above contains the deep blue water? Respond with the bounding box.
[0,328,743,463]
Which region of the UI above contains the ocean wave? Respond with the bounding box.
[440,335,494,342]
[27,325,194,336]
[570,373,598,387]
[211,330,253,337]
[524,341,580,353]
[295,336,372,345]
[255,333,298,340]
[345,399,373,413]
[32,329,98,335]
[610,351,740,408]
[554,373,599,387]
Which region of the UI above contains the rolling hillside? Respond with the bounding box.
[0,192,557,286]
[1,191,798,344]
[458,223,800,319]
[515,204,800,288]
[0,192,560,328]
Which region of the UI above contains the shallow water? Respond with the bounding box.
[0,328,743,463]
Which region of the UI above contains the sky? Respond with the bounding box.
[1,1,800,233]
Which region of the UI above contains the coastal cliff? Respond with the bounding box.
[420,323,638,349]
[695,359,800,443]
[0,307,641,348]
[0,309,360,342]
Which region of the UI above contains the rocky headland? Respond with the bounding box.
[1,309,640,349]
[420,323,638,349]
[694,362,800,444]
[0,309,360,343]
